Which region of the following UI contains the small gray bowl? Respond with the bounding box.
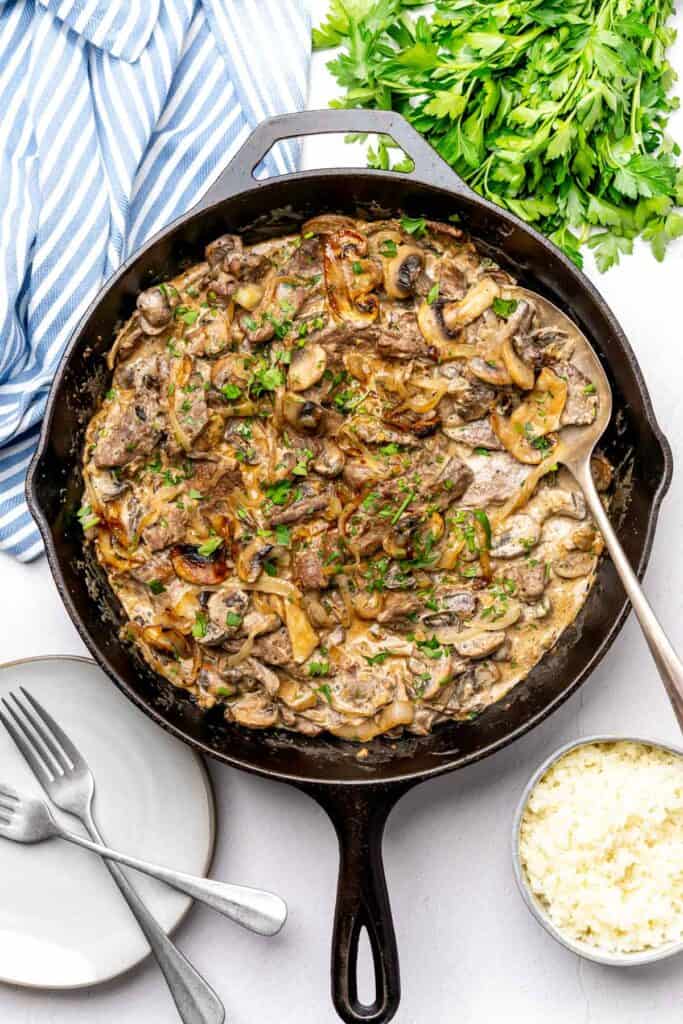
[512,734,683,966]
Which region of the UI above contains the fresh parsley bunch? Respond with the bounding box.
[314,0,683,269]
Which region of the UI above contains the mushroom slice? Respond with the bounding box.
[491,367,567,464]
[284,601,319,664]
[490,514,541,558]
[416,301,477,360]
[527,488,586,523]
[236,538,274,584]
[283,393,324,433]
[440,277,500,332]
[454,631,507,659]
[501,335,535,390]
[553,552,597,579]
[229,692,279,729]
[312,440,345,478]
[302,214,359,237]
[469,357,512,388]
[591,452,613,493]
[324,228,381,327]
[141,625,191,659]
[137,286,173,335]
[288,343,327,392]
[383,244,425,299]
[170,543,229,585]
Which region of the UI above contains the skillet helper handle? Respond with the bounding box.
[572,460,683,731]
[196,108,477,209]
[311,785,408,1024]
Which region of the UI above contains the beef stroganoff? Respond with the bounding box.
[81,215,611,741]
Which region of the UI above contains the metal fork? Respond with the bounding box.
[0,778,286,933]
[0,688,225,1024]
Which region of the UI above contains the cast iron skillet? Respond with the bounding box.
[27,110,672,1024]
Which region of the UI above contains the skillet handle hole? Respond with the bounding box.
[355,924,377,1009]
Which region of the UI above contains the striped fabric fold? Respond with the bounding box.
[0,0,311,561]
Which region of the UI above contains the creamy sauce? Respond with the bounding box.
[81,215,610,740]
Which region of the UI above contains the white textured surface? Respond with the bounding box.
[1,2,683,1017]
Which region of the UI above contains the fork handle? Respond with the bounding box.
[60,824,287,936]
[81,813,225,1024]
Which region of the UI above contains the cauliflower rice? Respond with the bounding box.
[519,740,683,953]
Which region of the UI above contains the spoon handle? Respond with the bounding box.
[60,826,287,936]
[573,460,683,731]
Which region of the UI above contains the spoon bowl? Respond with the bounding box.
[508,286,683,732]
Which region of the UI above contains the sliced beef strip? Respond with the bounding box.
[93,393,162,469]
[250,627,295,668]
[495,560,547,600]
[269,489,330,527]
[443,417,503,449]
[293,545,329,590]
[438,368,496,424]
[143,505,189,551]
[556,362,598,426]
[377,592,422,625]
[365,310,434,361]
[460,451,529,506]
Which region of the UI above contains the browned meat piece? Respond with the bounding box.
[355,525,388,558]
[342,459,383,491]
[293,546,328,590]
[422,589,478,627]
[143,505,189,551]
[172,370,208,444]
[282,235,322,278]
[443,417,503,449]
[251,628,294,668]
[496,561,547,601]
[93,393,161,468]
[515,326,575,368]
[591,451,613,492]
[127,551,174,584]
[269,491,329,526]
[382,405,439,438]
[351,415,419,447]
[556,362,598,426]
[377,592,422,625]
[312,440,345,478]
[420,452,473,508]
[461,451,529,506]
[137,286,173,335]
[114,352,165,391]
[439,368,496,424]
[366,310,434,360]
[240,281,307,345]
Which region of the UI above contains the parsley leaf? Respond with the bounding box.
[492,297,519,319]
[197,537,223,557]
[400,215,427,238]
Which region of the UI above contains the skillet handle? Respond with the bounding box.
[305,782,413,1024]
[195,109,477,209]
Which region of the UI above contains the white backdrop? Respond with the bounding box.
[1,2,682,1020]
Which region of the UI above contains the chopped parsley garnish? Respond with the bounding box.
[188,489,202,501]
[415,635,446,660]
[221,383,242,401]
[426,282,440,305]
[263,560,278,576]
[148,579,166,595]
[473,447,491,457]
[583,383,597,395]
[379,442,400,456]
[315,683,333,703]
[352,260,363,274]
[274,524,291,546]
[400,215,427,238]
[379,239,398,258]
[192,612,208,639]
[197,537,223,557]
[250,364,284,397]
[105,388,116,400]
[225,612,242,627]
[263,479,292,506]
[175,305,199,326]
[364,651,390,665]
[492,297,519,319]
[309,662,331,678]
[77,504,100,530]
[472,508,492,549]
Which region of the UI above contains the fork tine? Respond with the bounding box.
[10,689,71,774]
[0,701,56,785]
[18,687,82,770]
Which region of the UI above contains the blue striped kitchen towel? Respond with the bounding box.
[0,0,311,560]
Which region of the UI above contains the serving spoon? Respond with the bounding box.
[507,286,683,731]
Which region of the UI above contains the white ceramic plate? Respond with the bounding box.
[0,656,215,990]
